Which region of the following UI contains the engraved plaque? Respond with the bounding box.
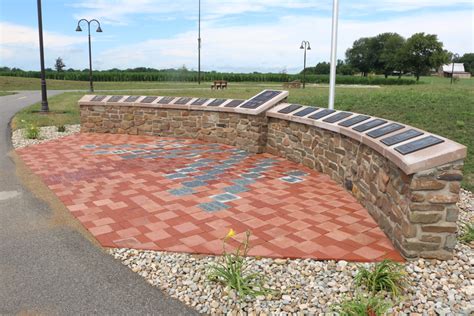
[381,129,424,146]
[108,96,123,102]
[323,112,352,123]
[240,90,282,109]
[224,100,245,108]
[339,115,370,127]
[175,97,192,105]
[395,136,444,155]
[124,96,140,102]
[294,107,318,117]
[278,104,302,114]
[91,95,106,102]
[353,119,387,132]
[192,98,209,105]
[207,99,226,106]
[308,109,336,120]
[158,97,175,104]
[367,123,404,138]
[141,96,157,103]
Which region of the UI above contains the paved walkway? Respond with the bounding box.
[0,91,195,315]
[17,132,403,262]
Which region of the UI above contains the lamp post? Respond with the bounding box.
[198,0,202,85]
[299,41,311,89]
[75,19,103,92]
[36,0,48,112]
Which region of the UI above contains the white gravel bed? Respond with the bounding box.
[108,190,473,315]
[12,124,80,149]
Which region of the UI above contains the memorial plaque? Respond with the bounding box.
[294,107,318,117]
[381,129,424,146]
[338,115,370,127]
[108,96,123,102]
[192,98,209,105]
[91,95,107,102]
[367,123,404,138]
[353,119,387,132]
[175,97,192,105]
[124,96,140,102]
[207,99,226,106]
[140,96,157,103]
[224,100,245,108]
[240,90,282,109]
[278,104,302,114]
[395,136,444,155]
[158,97,176,104]
[308,109,336,120]
[323,112,352,123]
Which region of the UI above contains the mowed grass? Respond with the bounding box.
[9,76,474,190]
[0,91,15,96]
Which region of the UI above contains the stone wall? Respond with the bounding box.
[80,104,268,153]
[266,118,463,260]
[79,103,464,260]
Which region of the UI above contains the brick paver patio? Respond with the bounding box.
[17,133,403,262]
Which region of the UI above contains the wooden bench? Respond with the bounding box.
[211,80,228,90]
[283,80,302,89]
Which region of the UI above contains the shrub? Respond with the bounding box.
[354,259,407,298]
[208,229,272,299]
[57,125,66,132]
[337,294,392,316]
[25,124,40,139]
[459,222,474,244]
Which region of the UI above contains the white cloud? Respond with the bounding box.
[70,0,473,24]
[96,10,473,73]
[0,22,86,69]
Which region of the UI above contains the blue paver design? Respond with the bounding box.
[82,139,309,211]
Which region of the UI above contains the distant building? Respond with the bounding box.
[439,63,471,79]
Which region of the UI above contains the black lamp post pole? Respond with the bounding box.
[300,41,311,89]
[198,0,201,85]
[36,0,49,112]
[76,19,102,92]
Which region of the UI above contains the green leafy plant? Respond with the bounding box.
[337,294,392,316]
[354,259,407,298]
[208,229,272,299]
[57,124,66,132]
[25,123,40,139]
[459,221,474,243]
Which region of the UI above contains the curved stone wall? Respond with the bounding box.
[79,91,467,259]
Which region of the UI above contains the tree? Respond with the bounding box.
[54,57,66,72]
[459,53,474,75]
[314,62,330,75]
[373,33,406,78]
[401,33,448,81]
[345,37,376,77]
[336,60,355,75]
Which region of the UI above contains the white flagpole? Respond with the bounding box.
[328,0,339,110]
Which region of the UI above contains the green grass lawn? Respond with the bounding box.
[9,76,474,190]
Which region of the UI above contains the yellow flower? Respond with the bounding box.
[226,228,236,239]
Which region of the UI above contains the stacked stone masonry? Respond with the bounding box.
[79,98,466,260]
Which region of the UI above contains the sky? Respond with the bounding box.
[0,0,473,74]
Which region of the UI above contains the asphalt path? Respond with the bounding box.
[0,91,197,315]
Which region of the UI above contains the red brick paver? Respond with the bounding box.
[17,134,403,262]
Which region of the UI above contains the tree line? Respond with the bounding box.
[306,32,473,81]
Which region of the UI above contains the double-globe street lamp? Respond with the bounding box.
[75,19,103,92]
[299,41,311,89]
